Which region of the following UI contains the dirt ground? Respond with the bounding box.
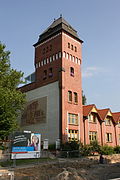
[14,155,120,180]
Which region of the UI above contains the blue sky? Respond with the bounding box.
[0,0,120,112]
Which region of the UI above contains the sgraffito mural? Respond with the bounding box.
[21,97,47,125]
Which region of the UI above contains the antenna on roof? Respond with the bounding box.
[60,14,62,18]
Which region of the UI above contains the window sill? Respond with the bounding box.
[89,122,97,124]
[106,141,113,143]
[74,102,78,105]
[68,101,72,104]
[68,123,78,126]
[105,124,111,126]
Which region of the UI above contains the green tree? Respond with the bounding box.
[0,42,26,140]
[82,90,87,105]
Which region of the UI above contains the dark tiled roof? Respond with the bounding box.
[112,112,120,123]
[34,17,83,46]
[83,104,96,116]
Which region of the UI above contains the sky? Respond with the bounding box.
[0,0,120,112]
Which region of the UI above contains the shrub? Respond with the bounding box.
[90,140,101,154]
[48,144,56,150]
[114,146,120,154]
[80,144,92,156]
[61,140,80,151]
[100,145,114,155]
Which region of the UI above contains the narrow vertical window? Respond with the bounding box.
[68,42,70,48]
[71,44,73,50]
[74,92,78,104]
[59,52,61,58]
[66,53,69,59]
[68,91,72,102]
[63,51,66,58]
[50,45,52,51]
[56,53,58,60]
[47,58,49,64]
[43,70,47,80]
[49,56,52,62]
[73,56,75,62]
[53,55,55,61]
[70,67,74,77]
[75,46,77,52]
[49,67,53,77]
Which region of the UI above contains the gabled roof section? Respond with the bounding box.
[112,112,120,123]
[34,17,83,46]
[97,108,112,121]
[83,104,97,117]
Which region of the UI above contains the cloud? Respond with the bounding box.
[82,66,105,78]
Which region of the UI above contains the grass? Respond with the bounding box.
[0,157,56,167]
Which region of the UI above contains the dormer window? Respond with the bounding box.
[105,117,111,126]
[70,67,74,77]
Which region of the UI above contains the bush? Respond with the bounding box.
[80,144,92,156]
[90,140,101,154]
[61,140,80,151]
[100,145,114,155]
[48,144,56,150]
[114,146,120,154]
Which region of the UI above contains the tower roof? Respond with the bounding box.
[34,17,83,46]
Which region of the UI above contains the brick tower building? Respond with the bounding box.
[20,16,84,144]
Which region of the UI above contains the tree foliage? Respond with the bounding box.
[82,90,87,105]
[0,42,26,139]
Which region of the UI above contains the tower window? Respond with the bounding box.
[71,44,73,50]
[68,43,70,48]
[46,46,49,53]
[56,53,58,60]
[49,67,53,77]
[66,53,69,59]
[43,48,45,54]
[47,58,49,64]
[70,54,72,61]
[73,56,75,62]
[44,59,46,65]
[43,70,47,80]
[50,45,52,51]
[68,113,78,125]
[49,56,52,62]
[53,55,55,61]
[63,51,66,58]
[76,57,78,64]
[70,67,74,77]
[78,59,81,65]
[68,91,72,102]
[41,61,43,66]
[59,52,62,58]
[74,92,78,104]
[75,46,77,52]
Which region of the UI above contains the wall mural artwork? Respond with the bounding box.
[21,97,47,126]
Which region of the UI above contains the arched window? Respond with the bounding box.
[70,67,74,77]
[74,92,78,104]
[68,91,72,102]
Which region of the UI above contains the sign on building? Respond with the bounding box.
[11,131,41,159]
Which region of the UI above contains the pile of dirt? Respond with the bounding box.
[14,157,120,180]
